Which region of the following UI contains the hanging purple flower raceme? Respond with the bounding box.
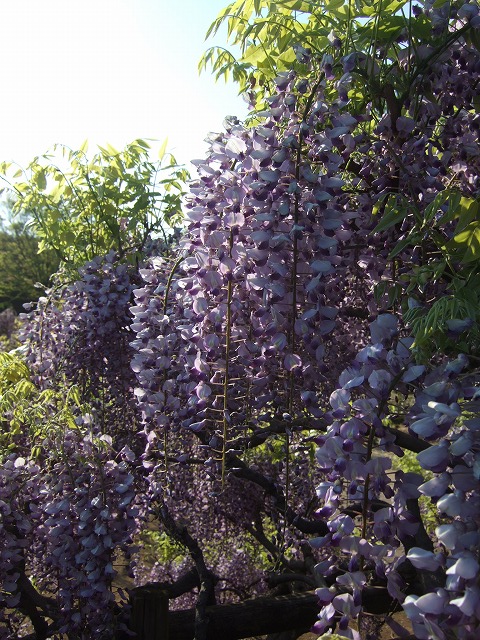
[129,76,370,602]
[7,251,153,636]
[0,456,43,639]
[130,72,374,465]
[0,419,141,639]
[312,315,411,638]
[37,427,139,637]
[21,251,141,441]
[404,362,480,638]
[313,311,480,639]
[130,10,480,630]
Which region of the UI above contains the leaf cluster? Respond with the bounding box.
[201,0,433,111]
[0,139,189,274]
[374,190,480,359]
[0,351,84,461]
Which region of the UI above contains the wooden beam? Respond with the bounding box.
[167,592,318,640]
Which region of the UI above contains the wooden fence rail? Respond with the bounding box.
[129,590,319,640]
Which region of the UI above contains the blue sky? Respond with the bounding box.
[0,0,249,168]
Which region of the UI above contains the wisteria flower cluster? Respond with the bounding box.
[21,251,140,439]
[0,417,139,639]
[313,314,480,639]
[130,72,376,448]
[404,376,480,638]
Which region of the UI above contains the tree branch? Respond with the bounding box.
[387,427,430,453]
[226,454,329,536]
[134,567,200,599]
[157,502,216,640]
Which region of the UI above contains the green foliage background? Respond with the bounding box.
[1,139,189,275]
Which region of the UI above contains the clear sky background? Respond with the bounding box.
[0,0,249,169]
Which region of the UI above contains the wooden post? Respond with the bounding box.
[130,588,169,640]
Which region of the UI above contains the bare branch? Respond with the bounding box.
[388,427,430,453]
[157,502,216,640]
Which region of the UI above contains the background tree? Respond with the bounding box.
[0,139,188,273]
[0,205,59,313]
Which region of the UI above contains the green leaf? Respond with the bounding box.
[277,48,297,66]
[242,43,268,65]
[372,194,409,233]
[454,197,480,234]
[389,233,421,259]
[35,170,47,191]
[277,0,311,10]
[158,137,169,160]
[326,0,345,10]
[447,221,480,263]
[134,138,150,150]
[67,385,81,407]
